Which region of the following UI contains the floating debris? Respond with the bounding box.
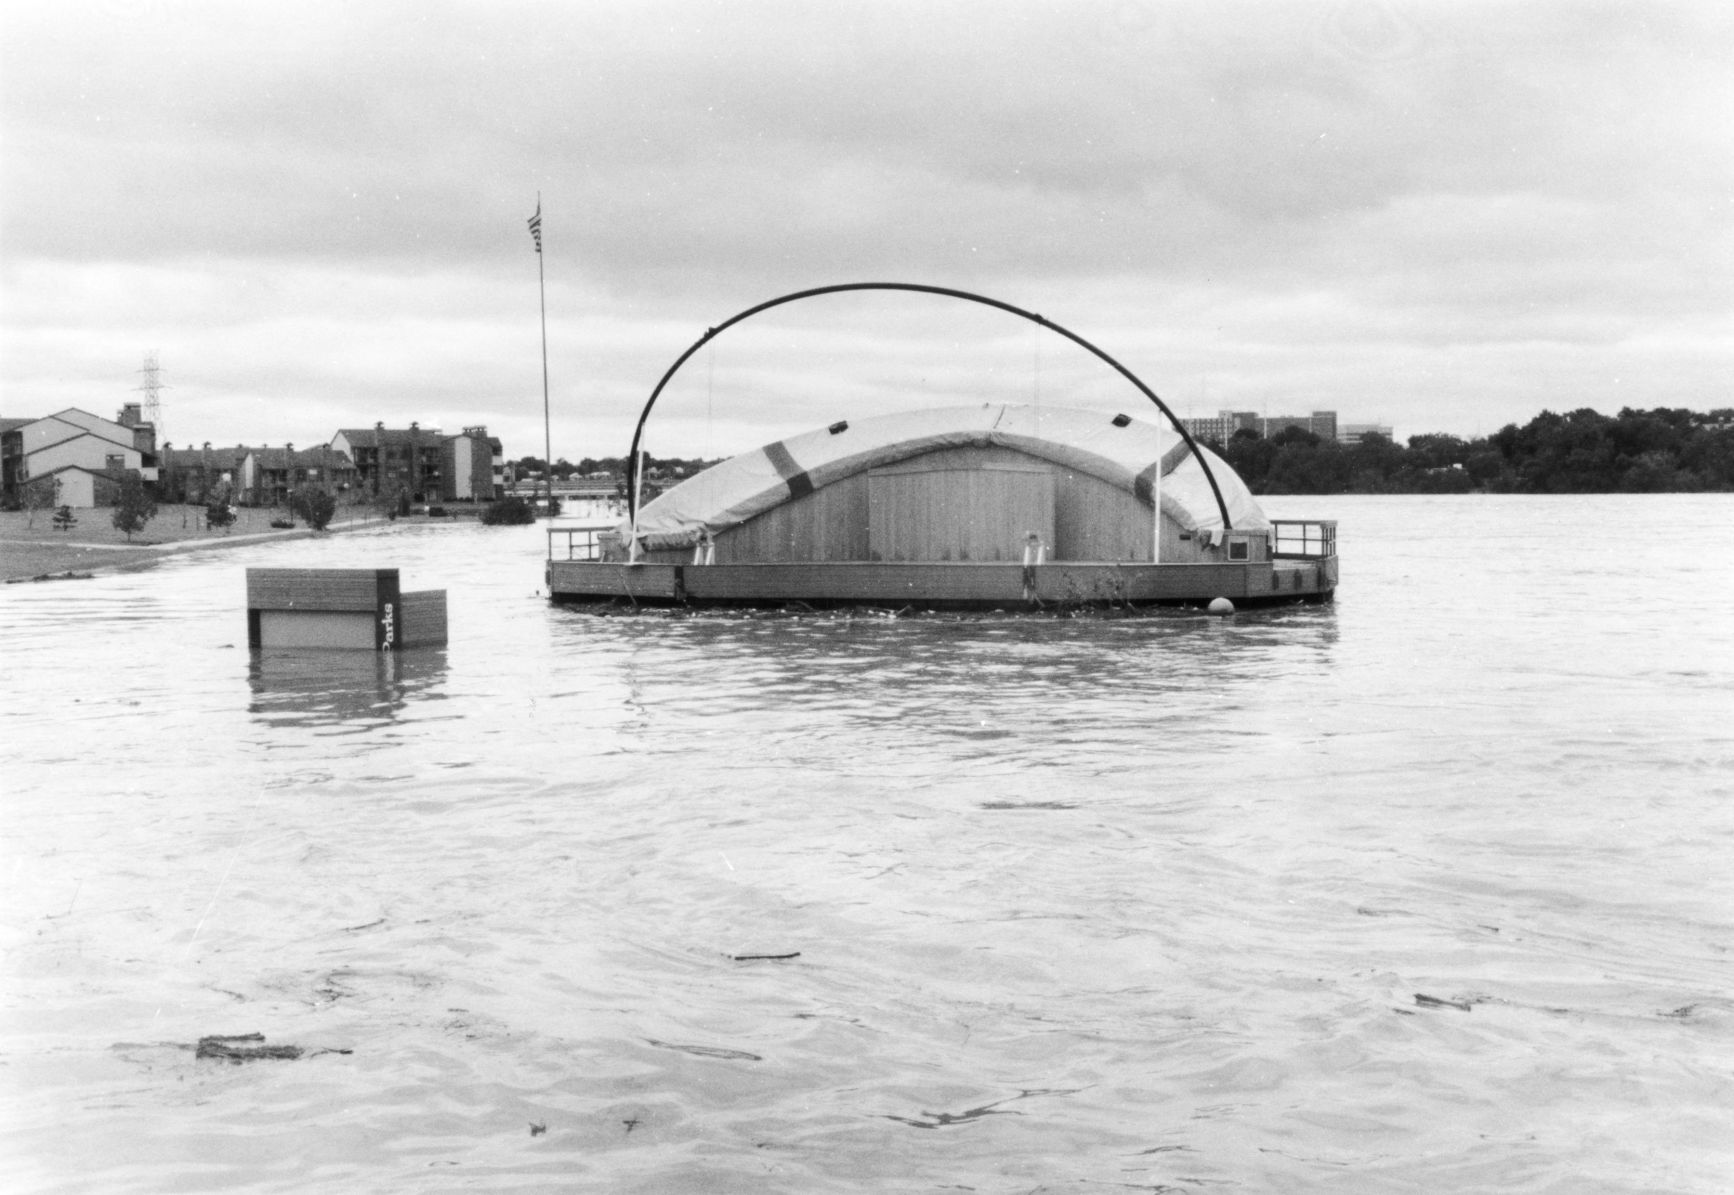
[196,1033,302,1062]
[1413,993,1474,1012]
[529,1122,546,1136]
[194,1032,351,1063]
[731,951,800,961]
[6,571,95,585]
[886,1102,1023,1130]
[885,1087,1083,1130]
[644,1038,761,1061]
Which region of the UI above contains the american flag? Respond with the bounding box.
[528,202,542,254]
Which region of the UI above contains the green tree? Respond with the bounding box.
[204,481,236,533]
[1265,435,1350,494]
[1221,429,1276,491]
[1465,449,1510,489]
[1346,432,1405,490]
[22,474,60,529]
[291,484,338,531]
[1619,450,1685,492]
[480,494,536,525]
[1405,433,1470,471]
[111,474,157,542]
[1679,417,1734,489]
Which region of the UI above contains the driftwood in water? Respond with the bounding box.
[5,572,95,585]
[194,1032,351,1063]
[1413,993,1475,1012]
[644,1038,761,1061]
[196,1033,302,1061]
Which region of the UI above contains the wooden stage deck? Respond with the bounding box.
[546,557,1337,610]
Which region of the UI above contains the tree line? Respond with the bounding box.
[508,454,719,481]
[1213,407,1734,495]
[506,407,1734,497]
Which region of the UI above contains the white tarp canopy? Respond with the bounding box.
[623,403,1269,551]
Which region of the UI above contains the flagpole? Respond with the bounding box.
[530,194,552,545]
[1153,440,1163,565]
[629,448,645,563]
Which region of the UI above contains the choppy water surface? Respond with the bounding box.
[3,495,1731,1193]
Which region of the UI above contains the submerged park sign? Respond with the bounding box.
[245,568,445,650]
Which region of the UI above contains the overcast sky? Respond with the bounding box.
[3,0,1729,462]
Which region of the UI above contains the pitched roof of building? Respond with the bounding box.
[26,462,115,479]
[335,427,442,448]
[246,446,355,469]
[13,413,139,455]
[160,445,250,467]
[46,408,136,437]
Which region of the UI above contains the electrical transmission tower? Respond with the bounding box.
[138,353,167,441]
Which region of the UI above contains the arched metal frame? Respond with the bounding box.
[626,282,1233,534]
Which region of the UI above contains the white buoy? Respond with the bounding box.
[1208,597,1235,616]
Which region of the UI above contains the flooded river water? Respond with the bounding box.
[2,494,1731,1192]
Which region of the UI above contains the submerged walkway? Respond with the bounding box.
[0,529,302,552]
[0,515,391,583]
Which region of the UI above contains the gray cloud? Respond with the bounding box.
[2,0,1729,456]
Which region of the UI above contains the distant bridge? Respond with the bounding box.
[511,479,621,500]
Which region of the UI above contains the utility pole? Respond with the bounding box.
[528,195,553,532]
[138,353,167,443]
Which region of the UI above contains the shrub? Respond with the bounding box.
[291,485,338,531]
[376,487,410,520]
[206,501,236,533]
[480,495,536,525]
[111,474,157,542]
[20,475,60,527]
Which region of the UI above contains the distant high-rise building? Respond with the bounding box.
[1182,410,1262,444]
[1182,410,1338,444]
[1263,411,1338,441]
[1182,410,1405,445]
[1338,422,1394,446]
